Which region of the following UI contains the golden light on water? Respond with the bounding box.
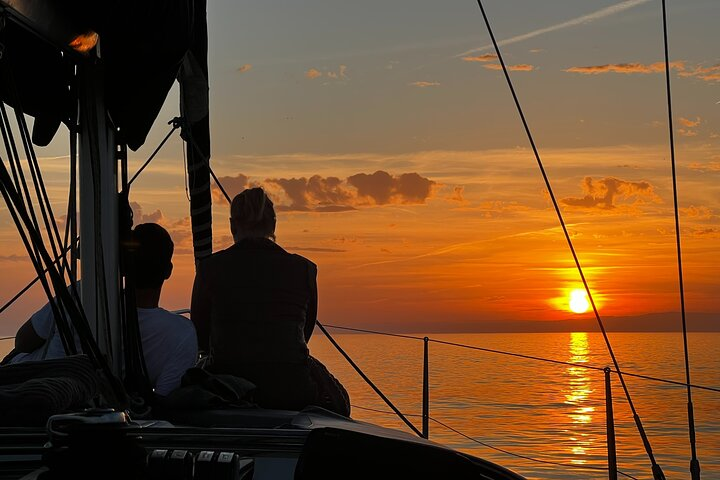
[565,332,595,460]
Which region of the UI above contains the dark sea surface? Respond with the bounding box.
[1,332,718,479]
[309,332,720,480]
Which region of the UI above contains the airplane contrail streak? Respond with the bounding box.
[456,0,653,58]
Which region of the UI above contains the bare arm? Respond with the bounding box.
[190,262,211,353]
[15,318,45,353]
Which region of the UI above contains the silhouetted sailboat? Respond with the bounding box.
[0,1,709,479]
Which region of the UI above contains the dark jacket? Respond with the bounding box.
[191,237,318,409]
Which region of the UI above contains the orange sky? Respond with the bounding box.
[1,0,719,334]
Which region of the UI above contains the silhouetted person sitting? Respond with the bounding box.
[5,223,197,396]
[191,187,349,415]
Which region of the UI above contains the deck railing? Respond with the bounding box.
[318,322,720,480]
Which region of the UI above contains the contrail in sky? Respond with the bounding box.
[456,0,653,57]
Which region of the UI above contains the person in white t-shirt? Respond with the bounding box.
[5,223,197,396]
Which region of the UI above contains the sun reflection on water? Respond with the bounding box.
[565,332,595,460]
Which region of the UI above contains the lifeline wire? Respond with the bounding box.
[660,1,700,478]
[474,1,665,477]
[321,324,720,393]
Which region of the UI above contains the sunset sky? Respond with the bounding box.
[1,0,719,334]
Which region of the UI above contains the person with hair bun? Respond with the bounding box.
[191,187,349,415]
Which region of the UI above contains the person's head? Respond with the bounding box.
[230,187,276,242]
[132,223,174,290]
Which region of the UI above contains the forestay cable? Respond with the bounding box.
[473,1,665,477]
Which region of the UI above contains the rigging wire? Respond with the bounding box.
[183,130,231,203]
[351,404,640,480]
[473,2,665,477]
[127,118,182,186]
[660,1,701,478]
[0,129,126,406]
[0,103,76,355]
[0,238,79,316]
[321,323,720,393]
[13,102,66,272]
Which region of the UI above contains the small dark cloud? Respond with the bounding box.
[561,177,660,210]
[263,170,438,211]
[131,201,164,224]
[213,174,249,203]
[0,254,28,263]
[347,171,436,205]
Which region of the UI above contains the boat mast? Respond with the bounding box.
[78,55,123,378]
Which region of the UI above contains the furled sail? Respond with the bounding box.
[179,0,213,261]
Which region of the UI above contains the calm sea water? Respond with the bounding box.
[309,332,720,480]
[2,332,718,479]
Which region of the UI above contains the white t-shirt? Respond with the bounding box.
[11,304,197,396]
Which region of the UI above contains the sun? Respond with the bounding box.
[569,289,590,314]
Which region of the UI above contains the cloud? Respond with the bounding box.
[681,205,714,220]
[687,161,720,172]
[456,0,653,57]
[237,64,252,74]
[220,171,441,212]
[409,81,440,88]
[326,65,348,79]
[305,68,323,79]
[0,254,28,263]
[678,129,698,137]
[130,202,195,254]
[564,61,684,75]
[462,54,497,63]
[266,175,357,211]
[446,186,467,204]
[560,177,660,210]
[347,171,437,205]
[130,201,165,224]
[679,117,701,128]
[483,64,535,72]
[689,228,720,238]
[305,66,347,81]
[678,64,720,82]
[212,174,249,203]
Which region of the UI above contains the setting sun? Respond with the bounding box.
[569,289,590,314]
